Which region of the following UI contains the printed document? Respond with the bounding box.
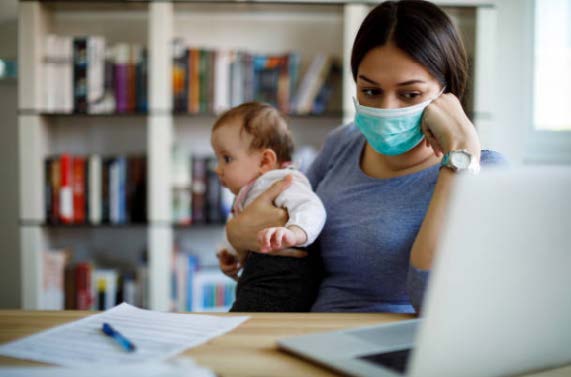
[0,358,215,377]
[0,303,248,366]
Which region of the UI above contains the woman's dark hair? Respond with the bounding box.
[351,0,468,100]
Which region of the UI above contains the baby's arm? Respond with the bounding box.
[258,225,307,253]
[254,170,326,253]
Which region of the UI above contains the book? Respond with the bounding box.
[59,154,73,224]
[72,156,86,224]
[206,157,223,224]
[292,53,333,114]
[172,39,188,113]
[42,249,68,310]
[73,37,88,113]
[75,262,93,310]
[127,156,147,223]
[88,155,102,224]
[191,156,207,224]
[136,47,148,113]
[114,43,131,113]
[86,36,106,114]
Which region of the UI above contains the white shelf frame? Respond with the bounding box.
[17,0,496,311]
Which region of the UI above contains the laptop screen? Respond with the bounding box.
[358,348,412,374]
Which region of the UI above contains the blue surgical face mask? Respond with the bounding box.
[353,91,442,156]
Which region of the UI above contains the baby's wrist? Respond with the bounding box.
[287,225,308,245]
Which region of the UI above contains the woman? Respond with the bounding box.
[221,0,505,313]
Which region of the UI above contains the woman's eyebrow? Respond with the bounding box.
[357,75,379,85]
[358,75,426,87]
[396,79,426,86]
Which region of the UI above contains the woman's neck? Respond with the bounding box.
[360,142,441,179]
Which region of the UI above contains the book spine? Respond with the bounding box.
[206,157,222,224]
[42,249,66,310]
[110,158,119,224]
[199,49,208,113]
[45,158,53,223]
[190,48,200,114]
[89,155,102,224]
[191,156,207,224]
[136,48,148,113]
[115,44,130,113]
[73,37,88,113]
[59,154,73,224]
[72,156,86,224]
[64,263,76,309]
[101,157,111,223]
[75,262,92,310]
[87,36,105,113]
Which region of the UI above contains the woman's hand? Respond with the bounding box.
[216,249,240,281]
[226,175,308,258]
[421,93,481,160]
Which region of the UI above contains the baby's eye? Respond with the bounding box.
[223,155,233,164]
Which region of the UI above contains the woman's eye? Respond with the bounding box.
[361,88,381,97]
[401,92,422,100]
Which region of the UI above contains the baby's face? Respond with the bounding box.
[211,120,263,195]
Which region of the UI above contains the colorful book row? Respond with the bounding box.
[171,152,233,226]
[43,35,147,114]
[45,154,147,225]
[172,41,340,115]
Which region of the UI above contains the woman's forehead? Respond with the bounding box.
[358,44,435,86]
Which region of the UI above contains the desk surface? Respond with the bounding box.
[0,310,569,377]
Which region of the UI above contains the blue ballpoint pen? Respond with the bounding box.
[101,323,137,352]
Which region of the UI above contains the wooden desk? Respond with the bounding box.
[0,311,569,377]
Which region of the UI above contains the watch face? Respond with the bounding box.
[451,151,471,169]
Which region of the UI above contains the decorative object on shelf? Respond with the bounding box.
[0,58,17,79]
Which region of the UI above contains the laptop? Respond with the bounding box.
[278,167,571,377]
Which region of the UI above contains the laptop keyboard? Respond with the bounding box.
[358,348,412,374]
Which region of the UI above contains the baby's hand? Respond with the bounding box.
[216,249,240,281]
[257,226,300,253]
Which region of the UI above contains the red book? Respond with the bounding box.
[73,156,86,224]
[59,154,73,224]
[216,284,225,307]
[75,262,92,310]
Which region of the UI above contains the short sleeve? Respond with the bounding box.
[305,125,349,190]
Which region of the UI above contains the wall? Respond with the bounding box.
[0,15,20,308]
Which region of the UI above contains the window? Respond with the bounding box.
[533,0,571,131]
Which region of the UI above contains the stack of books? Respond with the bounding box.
[171,252,236,312]
[171,150,233,226]
[43,35,147,114]
[44,154,147,225]
[172,40,340,115]
[42,249,147,310]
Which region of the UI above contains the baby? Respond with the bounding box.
[211,102,326,312]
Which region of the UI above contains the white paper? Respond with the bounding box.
[0,303,248,367]
[0,357,216,377]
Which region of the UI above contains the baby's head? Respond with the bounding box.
[210,102,294,195]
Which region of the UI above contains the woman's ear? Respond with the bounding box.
[259,149,278,173]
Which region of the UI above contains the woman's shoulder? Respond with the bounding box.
[319,122,363,157]
[480,150,508,167]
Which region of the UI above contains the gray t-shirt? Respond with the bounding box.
[306,123,506,313]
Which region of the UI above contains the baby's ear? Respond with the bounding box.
[259,148,278,173]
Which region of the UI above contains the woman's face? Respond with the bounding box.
[356,41,443,109]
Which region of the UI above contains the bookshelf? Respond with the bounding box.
[18,0,497,311]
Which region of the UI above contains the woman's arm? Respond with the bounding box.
[411,93,481,270]
[226,125,342,256]
[226,175,306,258]
[407,94,481,312]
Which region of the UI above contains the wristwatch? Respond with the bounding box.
[440,149,480,174]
